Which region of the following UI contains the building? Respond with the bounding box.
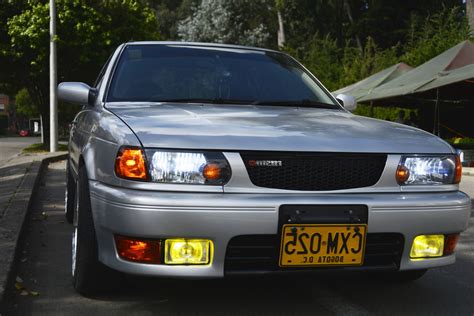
[0,94,10,132]
[0,93,9,113]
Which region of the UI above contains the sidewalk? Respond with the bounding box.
[0,152,67,309]
[463,167,474,176]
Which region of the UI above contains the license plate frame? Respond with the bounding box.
[279,224,367,267]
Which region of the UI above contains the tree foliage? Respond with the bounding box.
[146,0,199,40]
[286,35,399,91]
[0,0,472,140]
[402,6,470,66]
[0,0,27,95]
[167,0,470,91]
[2,0,158,144]
[15,88,38,117]
[353,104,416,122]
[177,0,275,47]
[278,1,469,91]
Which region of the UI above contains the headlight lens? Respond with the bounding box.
[396,155,461,185]
[146,150,231,185]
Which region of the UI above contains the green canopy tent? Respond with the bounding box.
[358,41,474,102]
[359,41,474,136]
[333,62,413,100]
[354,40,474,136]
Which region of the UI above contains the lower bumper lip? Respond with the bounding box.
[88,180,471,277]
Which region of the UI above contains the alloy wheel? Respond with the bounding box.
[72,180,80,276]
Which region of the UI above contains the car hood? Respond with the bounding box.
[107,103,453,154]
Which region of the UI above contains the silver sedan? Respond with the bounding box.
[58,42,471,296]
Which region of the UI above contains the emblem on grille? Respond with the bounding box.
[248,160,283,167]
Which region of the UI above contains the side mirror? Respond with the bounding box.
[58,82,97,106]
[335,94,357,112]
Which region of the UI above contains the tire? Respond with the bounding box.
[72,164,120,296]
[65,160,75,223]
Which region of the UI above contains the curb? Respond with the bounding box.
[0,153,67,311]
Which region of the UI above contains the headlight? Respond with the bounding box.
[396,155,462,185]
[146,150,231,185]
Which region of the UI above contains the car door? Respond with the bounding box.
[69,58,111,175]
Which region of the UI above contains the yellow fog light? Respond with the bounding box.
[164,239,213,265]
[410,235,444,258]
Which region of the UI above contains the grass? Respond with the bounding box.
[446,137,474,150]
[22,143,68,153]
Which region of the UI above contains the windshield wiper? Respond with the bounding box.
[147,98,255,105]
[251,99,339,109]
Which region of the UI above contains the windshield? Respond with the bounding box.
[107,44,339,108]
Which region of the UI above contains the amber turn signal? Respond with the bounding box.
[115,147,148,180]
[396,165,410,184]
[454,155,462,184]
[444,233,460,256]
[203,163,221,181]
[115,235,161,264]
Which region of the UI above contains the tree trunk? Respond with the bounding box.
[27,81,50,149]
[467,0,474,36]
[277,10,286,48]
[343,0,363,54]
[40,109,50,150]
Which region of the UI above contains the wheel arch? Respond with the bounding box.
[79,143,100,181]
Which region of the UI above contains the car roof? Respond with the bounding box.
[124,41,281,54]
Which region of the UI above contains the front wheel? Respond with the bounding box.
[72,164,120,296]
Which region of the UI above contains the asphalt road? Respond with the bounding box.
[0,137,40,167]
[4,161,474,315]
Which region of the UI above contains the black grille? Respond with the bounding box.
[225,233,404,274]
[241,152,387,191]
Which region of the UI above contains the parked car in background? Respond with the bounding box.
[59,42,471,296]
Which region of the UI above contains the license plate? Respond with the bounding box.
[279,224,367,267]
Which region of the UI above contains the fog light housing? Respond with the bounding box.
[164,239,213,265]
[115,235,161,264]
[410,235,444,259]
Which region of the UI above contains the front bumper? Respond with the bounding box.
[89,180,471,278]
